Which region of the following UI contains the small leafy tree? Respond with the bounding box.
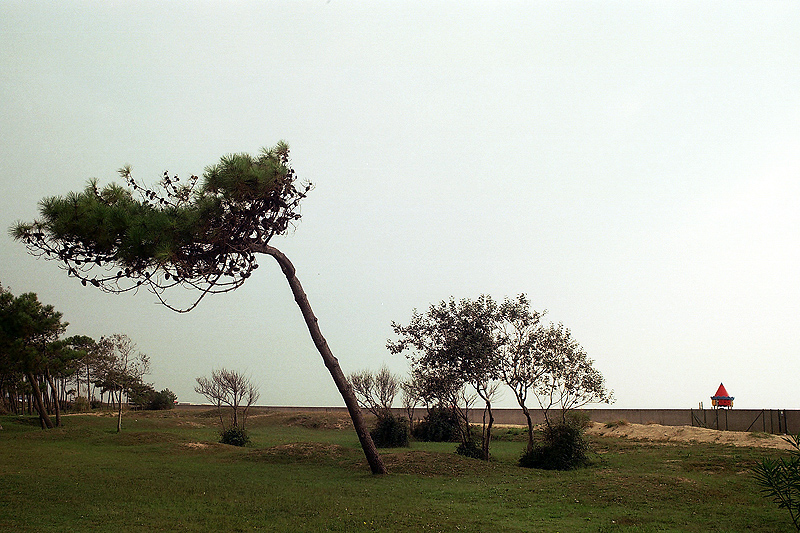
[753,433,800,531]
[533,323,612,428]
[13,144,386,473]
[497,294,547,452]
[195,368,259,432]
[95,334,150,432]
[61,334,96,402]
[389,296,502,460]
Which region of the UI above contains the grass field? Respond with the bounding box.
[0,409,793,532]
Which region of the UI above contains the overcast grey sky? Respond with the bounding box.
[2,1,798,409]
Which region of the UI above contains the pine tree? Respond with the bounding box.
[13,143,386,474]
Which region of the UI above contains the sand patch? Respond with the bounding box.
[585,421,795,450]
[182,442,211,449]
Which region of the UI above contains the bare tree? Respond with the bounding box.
[95,334,150,432]
[400,378,424,426]
[195,368,260,431]
[348,366,399,419]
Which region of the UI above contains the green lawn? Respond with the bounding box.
[0,409,792,532]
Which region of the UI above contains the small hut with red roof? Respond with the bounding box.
[711,383,734,409]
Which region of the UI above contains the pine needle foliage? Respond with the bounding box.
[12,142,311,312]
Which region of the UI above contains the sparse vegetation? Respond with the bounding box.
[0,409,792,532]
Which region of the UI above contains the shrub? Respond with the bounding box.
[71,396,91,413]
[519,422,589,471]
[220,427,250,447]
[753,433,800,530]
[604,419,629,428]
[456,440,484,460]
[412,406,460,442]
[566,410,592,429]
[147,389,177,410]
[370,414,410,448]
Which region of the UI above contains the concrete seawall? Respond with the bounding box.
[484,408,798,435]
[227,406,799,435]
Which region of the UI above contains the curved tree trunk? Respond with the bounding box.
[117,389,123,433]
[25,372,54,429]
[258,244,387,475]
[45,371,61,427]
[482,398,494,461]
[521,403,534,452]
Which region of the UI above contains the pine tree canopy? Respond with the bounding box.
[11,142,311,311]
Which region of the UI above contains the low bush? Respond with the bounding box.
[71,396,91,413]
[456,440,484,460]
[412,406,460,442]
[370,414,410,448]
[566,410,592,429]
[220,427,250,447]
[604,419,629,428]
[519,422,589,471]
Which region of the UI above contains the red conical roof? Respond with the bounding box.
[712,383,731,399]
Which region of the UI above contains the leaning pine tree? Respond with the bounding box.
[12,142,387,474]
